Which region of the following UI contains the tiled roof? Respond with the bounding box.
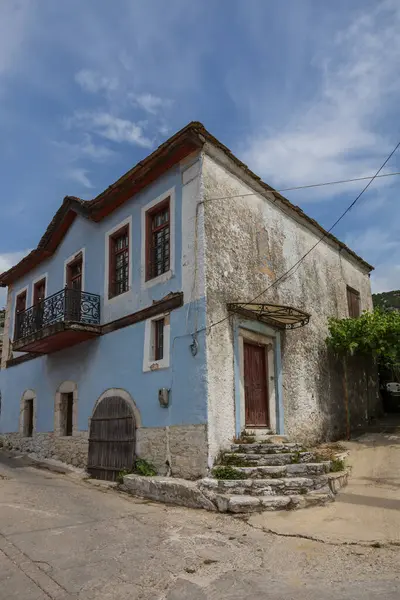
[0,121,373,286]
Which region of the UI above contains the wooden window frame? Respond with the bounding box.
[153,317,165,361]
[145,198,170,282]
[24,399,34,437]
[108,224,130,299]
[60,392,74,437]
[33,278,46,306]
[347,286,361,318]
[66,253,83,291]
[14,290,27,338]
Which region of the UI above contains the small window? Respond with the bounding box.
[60,393,74,436]
[33,279,46,305]
[67,254,83,291]
[15,291,27,338]
[347,286,361,318]
[109,225,129,298]
[16,290,27,315]
[153,318,165,361]
[23,399,34,437]
[146,199,170,280]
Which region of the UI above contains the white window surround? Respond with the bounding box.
[104,216,133,305]
[141,187,175,289]
[63,248,86,290]
[143,312,171,372]
[31,273,48,305]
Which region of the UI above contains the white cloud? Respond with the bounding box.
[0,250,32,307]
[0,2,32,76]
[75,69,118,94]
[346,227,400,264]
[69,111,153,147]
[66,168,94,189]
[242,1,400,196]
[131,93,172,115]
[371,264,400,294]
[53,134,115,163]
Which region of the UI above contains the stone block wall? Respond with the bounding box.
[136,424,208,479]
[1,423,208,478]
[0,432,89,468]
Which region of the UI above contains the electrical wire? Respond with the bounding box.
[206,171,400,202]
[202,140,400,334]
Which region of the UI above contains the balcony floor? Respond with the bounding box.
[13,322,102,354]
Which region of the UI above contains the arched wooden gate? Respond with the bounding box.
[88,395,136,481]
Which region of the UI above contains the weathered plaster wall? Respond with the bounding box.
[202,150,379,452]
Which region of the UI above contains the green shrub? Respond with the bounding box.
[116,469,130,484]
[330,458,345,473]
[212,466,245,480]
[134,458,157,477]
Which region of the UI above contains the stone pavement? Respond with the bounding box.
[0,450,399,599]
[249,419,400,545]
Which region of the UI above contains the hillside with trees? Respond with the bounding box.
[372,290,400,311]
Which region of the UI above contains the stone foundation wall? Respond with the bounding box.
[1,423,208,478]
[136,424,208,479]
[0,432,89,468]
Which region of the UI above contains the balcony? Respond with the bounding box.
[13,288,101,354]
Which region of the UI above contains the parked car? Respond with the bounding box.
[382,381,400,413]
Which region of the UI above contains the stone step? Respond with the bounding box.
[201,475,320,496]
[224,451,317,466]
[213,462,330,479]
[210,492,334,513]
[231,443,304,455]
[215,463,332,479]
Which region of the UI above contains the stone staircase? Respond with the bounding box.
[198,436,348,514]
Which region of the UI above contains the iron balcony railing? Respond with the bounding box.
[15,287,101,341]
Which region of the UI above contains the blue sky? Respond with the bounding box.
[1,0,399,306]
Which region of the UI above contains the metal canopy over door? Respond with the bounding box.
[243,341,269,427]
[88,396,136,481]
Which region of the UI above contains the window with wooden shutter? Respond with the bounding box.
[33,279,46,305]
[153,318,165,361]
[109,225,129,298]
[146,199,170,280]
[347,286,361,318]
[15,290,27,338]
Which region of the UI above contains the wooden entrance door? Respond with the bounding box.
[88,396,136,481]
[243,341,269,427]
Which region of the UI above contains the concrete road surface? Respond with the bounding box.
[0,451,399,600]
[249,420,400,545]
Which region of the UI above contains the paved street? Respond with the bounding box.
[0,451,399,600]
[249,422,400,545]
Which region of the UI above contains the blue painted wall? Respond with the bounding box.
[8,165,184,334]
[0,300,207,433]
[0,161,208,433]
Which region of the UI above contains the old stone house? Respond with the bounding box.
[0,122,380,480]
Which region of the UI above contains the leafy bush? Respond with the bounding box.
[134,458,157,477]
[330,458,345,473]
[116,468,130,484]
[327,309,400,369]
[211,466,245,480]
[219,454,254,467]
